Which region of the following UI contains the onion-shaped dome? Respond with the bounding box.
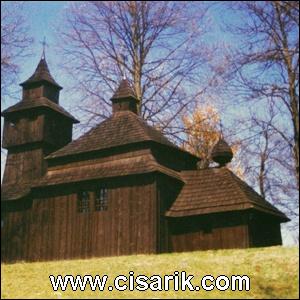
[211,138,233,166]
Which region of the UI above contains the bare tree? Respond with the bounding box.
[223,1,299,239]
[1,1,33,101]
[1,1,33,182]
[236,107,299,241]
[56,1,221,134]
[225,1,299,187]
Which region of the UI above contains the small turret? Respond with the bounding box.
[212,138,233,167]
[111,79,139,114]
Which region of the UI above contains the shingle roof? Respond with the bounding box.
[166,168,289,221]
[47,110,183,159]
[211,138,233,165]
[1,97,79,123]
[20,58,62,89]
[111,79,137,100]
[1,183,31,201]
[212,138,233,156]
[33,153,183,188]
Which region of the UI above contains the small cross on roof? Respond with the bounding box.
[40,37,49,59]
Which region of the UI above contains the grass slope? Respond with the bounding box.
[1,246,299,299]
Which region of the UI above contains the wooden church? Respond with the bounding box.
[1,56,289,262]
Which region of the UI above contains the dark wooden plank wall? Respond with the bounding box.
[151,146,198,171]
[2,148,46,186]
[170,225,249,252]
[23,86,43,100]
[44,113,73,150]
[2,115,44,148]
[249,212,282,247]
[169,213,250,252]
[156,175,183,253]
[1,176,157,262]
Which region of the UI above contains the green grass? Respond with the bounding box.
[1,246,299,299]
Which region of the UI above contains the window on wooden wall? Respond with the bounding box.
[9,120,18,128]
[95,188,108,211]
[77,191,90,213]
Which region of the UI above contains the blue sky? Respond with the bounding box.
[17,2,69,90]
[17,1,235,96]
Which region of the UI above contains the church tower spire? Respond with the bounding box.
[1,55,78,202]
[20,56,62,104]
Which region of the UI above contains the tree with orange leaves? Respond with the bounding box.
[182,104,220,169]
[182,104,244,178]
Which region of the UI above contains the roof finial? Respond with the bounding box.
[219,120,224,139]
[120,53,127,79]
[40,36,48,59]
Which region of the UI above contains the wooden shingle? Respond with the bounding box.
[1,97,79,123]
[47,110,183,159]
[20,58,62,89]
[34,153,183,187]
[1,183,31,201]
[211,138,233,166]
[111,79,136,99]
[166,168,289,221]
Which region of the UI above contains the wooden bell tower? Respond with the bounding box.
[1,57,79,193]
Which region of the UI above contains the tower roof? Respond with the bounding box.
[1,97,79,123]
[2,57,78,123]
[111,79,137,100]
[20,58,62,89]
[211,138,233,166]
